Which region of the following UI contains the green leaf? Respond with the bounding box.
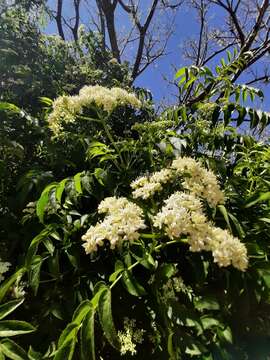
[228,213,245,239]
[0,350,4,360]
[25,227,53,268]
[36,183,57,223]
[122,270,146,297]
[194,296,220,311]
[80,304,96,360]
[0,103,21,114]
[54,338,76,360]
[257,265,270,288]
[93,168,107,186]
[55,179,69,203]
[246,192,270,208]
[167,332,176,359]
[72,300,92,325]
[29,256,43,295]
[185,341,203,356]
[259,217,270,224]
[175,67,186,79]
[58,323,78,349]
[156,263,176,284]
[109,260,124,283]
[28,346,43,360]
[201,316,222,330]
[0,320,35,337]
[217,205,232,231]
[0,299,24,321]
[109,269,123,283]
[0,339,28,360]
[0,268,26,303]
[91,282,107,309]
[98,287,120,350]
[217,326,233,344]
[73,173,83,194]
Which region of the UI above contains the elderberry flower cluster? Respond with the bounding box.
[131,156,224,207]
[0,260,11,282]
[154,192,248,271]
[131,169,172,199]
[82,158,248,271]
[171,157,224,207]
[48,85,142,135]
[118,318,145,356]
[82,197,146,253]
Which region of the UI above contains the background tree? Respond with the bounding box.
[48,0,183,81]
[183,0,270,90]
[0,4,130,110]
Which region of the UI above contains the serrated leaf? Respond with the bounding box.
[0,339,28,360]
[0,268,26,302]
[29,256,43,295]
[218,205,232,231]
[55,179,69,203]
[156,264,176,283]
[218,326,233,343]
[80,304,95,360]
[58,323,78,349]
[73,173,82,194]
[36,184,57,223]
[175,67,186,79]
[0,299,24,321]
[72,300,92,325]
[91,282,107,309]
[26,226,53,268]
[0,321,35,337]
[98,287,120,349]
[54,338,76,360]
[28,346,43,360]
[122,270,146,297]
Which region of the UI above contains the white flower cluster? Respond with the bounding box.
[118,318,145,356]
[153,192,248,271]
[171,157,224,207]
[0,260,11,282]
[82,158,248,271]
[82,197,145,254]
[154,191,206,251]
[48,85,142,135]
[131,169,172,199]
[210,227,248,270]
[131,156,224,207]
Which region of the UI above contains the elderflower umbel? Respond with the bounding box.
[82,197,146,254]
[153,192,207,241]
[171,157,224,207]
[0,260,11,282]
[153,192,248,270]
[118,318,145,356]
[48,85,141,135]
[210,227,248,271]
[130,157,224,207]
[131,169,173,199]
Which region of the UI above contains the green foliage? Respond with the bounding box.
[1,26,270,360]
[0,7,131,111]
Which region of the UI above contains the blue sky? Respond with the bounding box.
[45,1,270,111]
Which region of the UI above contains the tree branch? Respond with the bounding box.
[55,0,65,40]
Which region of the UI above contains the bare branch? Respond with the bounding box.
[55,0,65,40]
